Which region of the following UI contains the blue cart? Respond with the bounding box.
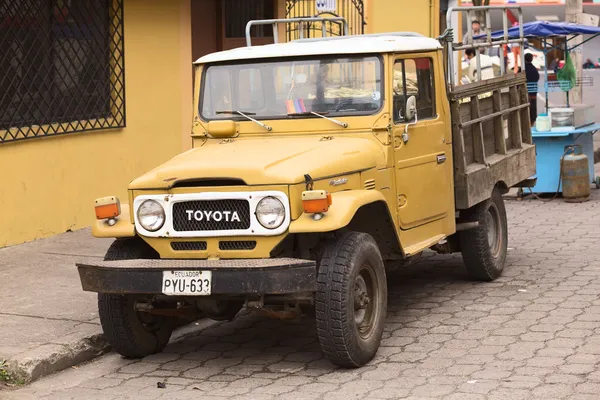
[530,124,599,193]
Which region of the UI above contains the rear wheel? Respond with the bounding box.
[98,238,174,358]
[316,232,387,368]
[460,188,508,281]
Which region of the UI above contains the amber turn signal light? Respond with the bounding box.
[302,190,332,214]
[95,196,121,220]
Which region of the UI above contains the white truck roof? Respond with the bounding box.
[194,33,442,64]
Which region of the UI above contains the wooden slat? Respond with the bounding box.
[508,85,523,150]
[518,83,533,144]
[449,73,526,101]
[450,99,467,174]
[492,89,508,155]
[470,95,486,164]
[459,103,529,128]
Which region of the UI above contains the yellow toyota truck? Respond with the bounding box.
[78,8,535,367]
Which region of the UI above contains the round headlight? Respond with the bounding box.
[255,197,285,229]
[137,200,165,232]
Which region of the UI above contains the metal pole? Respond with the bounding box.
[501,9,508,75]
[485,8,492,48]
[446,8,455,90]
[467,10,473,45]
[476,50,482,81]
[544,38,549,112]
[566,0,583,104]
[245,17,349,46]
[518,10,525,73]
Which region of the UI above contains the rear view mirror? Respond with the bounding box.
[405,96,417,121]
[295,73,307,84]
[283,73,307,85]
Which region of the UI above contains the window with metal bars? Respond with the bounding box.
[285,0,365,41]
[0,0,125,143]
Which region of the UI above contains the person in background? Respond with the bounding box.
[523,53,539,125]
[465,48,494,81]
[462,20,488,55]
[583,58,595,69]
[548,57,560,73]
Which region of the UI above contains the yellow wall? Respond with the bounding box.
[0,0,193,247]
[366,0,440,38]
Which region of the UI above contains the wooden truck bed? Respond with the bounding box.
[449,73,536,209]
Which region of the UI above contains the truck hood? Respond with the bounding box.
[129,136,383,189]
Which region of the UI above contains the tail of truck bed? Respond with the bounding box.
[445,5,536,209]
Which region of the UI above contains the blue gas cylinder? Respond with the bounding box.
[561,145,590,203]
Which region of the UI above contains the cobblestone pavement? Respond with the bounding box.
[7,190,600,400]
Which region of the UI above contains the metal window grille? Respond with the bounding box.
[0,0,125,143]
[285,0,365,41]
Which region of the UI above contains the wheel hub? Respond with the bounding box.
[486,204,501,257]
[354,285,370,310]
[353,269,377,339]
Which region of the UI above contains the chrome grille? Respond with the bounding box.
[171,241,207,251]
[219,241,257,251]
[172,200,251,232]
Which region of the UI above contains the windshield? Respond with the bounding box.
[200,55,383,120]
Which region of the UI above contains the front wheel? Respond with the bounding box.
[316,232,387,368]
[460,187,508,281]
[99,238,174,358]
[99,294,174,358]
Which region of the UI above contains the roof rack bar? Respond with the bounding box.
[245,17,348,47]
[445,5,526,90]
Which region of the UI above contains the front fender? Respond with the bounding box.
[289,190,387,233]
[91,204,135,238]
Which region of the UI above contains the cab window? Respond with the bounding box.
[393,58,436,123]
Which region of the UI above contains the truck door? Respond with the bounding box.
[392,55,453,230]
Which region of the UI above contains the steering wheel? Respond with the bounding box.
[333,100,356,112]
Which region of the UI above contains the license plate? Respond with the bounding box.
[162,270,211,296]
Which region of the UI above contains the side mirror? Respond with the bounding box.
[404,95,417,121]
[402,96,418,144]
[207,120,238,138]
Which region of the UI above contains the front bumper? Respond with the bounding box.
[76,258,316,295]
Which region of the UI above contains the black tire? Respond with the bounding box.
[103,237,158,261]
[99,238,173,358]
[460,187,508,281]
[316,232,387,368]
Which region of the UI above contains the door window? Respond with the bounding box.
[393,58,436,123]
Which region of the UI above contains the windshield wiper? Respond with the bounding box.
[288,111,347,128]
[216,110,257,115]
[215,110,272,131]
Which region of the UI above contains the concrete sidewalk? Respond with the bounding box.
[0,229,113,384]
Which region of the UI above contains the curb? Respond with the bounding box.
[4,330,110,384]
[3,317,219,385]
